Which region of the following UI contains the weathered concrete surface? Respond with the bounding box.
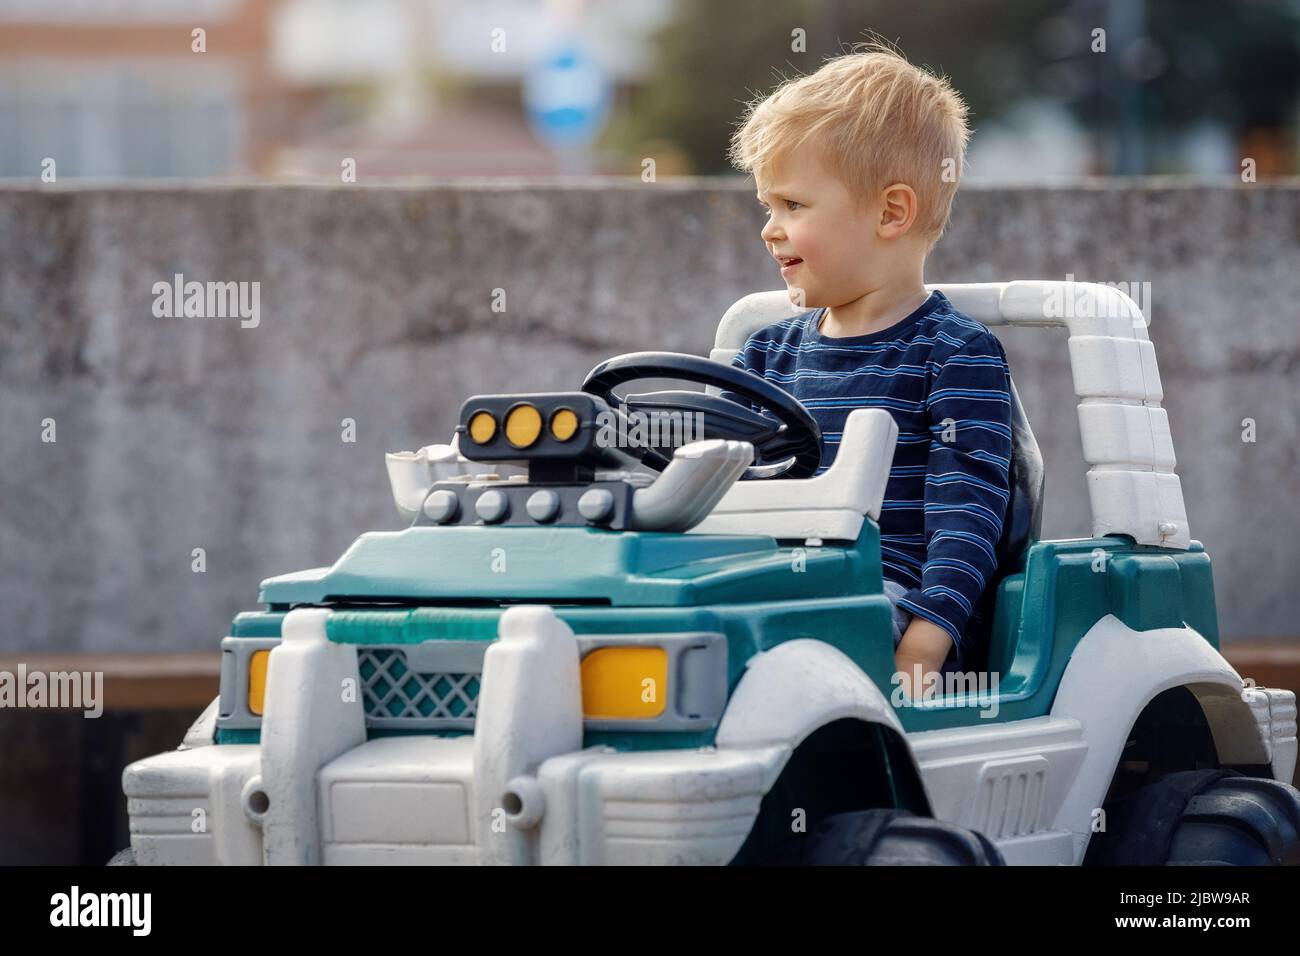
[1,179,1298,653]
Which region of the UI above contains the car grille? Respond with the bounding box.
[358,647,481,731]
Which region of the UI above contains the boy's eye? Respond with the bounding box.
[785,200,803,211]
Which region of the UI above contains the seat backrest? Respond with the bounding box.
[962,375,1044,673]
[997,377,1045,574]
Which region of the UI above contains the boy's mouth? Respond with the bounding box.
[777,256,803,275]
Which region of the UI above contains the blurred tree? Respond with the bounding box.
[612,0,1300,176]
[612,0,1062,175]
[1041,0,1300,173]
[1052,0,1300,127]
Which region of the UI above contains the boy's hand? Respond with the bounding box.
[894,617,953,701]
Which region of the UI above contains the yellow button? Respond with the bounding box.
[550,408,579,441]
[468,411,496,444]
[505,404,542,448]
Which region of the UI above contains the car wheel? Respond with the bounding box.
[1086,769,1300,865]
[758,808,1006,865]
[106,847,137,866]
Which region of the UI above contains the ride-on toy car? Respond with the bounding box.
[118,280,1300,866]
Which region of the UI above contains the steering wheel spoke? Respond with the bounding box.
[582,352,820,479]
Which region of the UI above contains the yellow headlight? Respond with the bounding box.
[248,649,270,717]
[504,404,543,448]
[550,407,579,442]
[468,410,497,444]
[580,647,667,719]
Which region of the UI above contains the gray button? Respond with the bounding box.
[577,488,615,523]
[526,489,561,523]
[475,489,510,523]
[423,489,460,523]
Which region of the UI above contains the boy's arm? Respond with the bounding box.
[894,332,1013,670]
[895,618,956,698]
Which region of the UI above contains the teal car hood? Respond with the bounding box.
[258,525,878,607]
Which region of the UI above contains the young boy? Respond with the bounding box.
[725,43,1013,692]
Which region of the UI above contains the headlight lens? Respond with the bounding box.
[248,649,270,717]
[580,647,667,719]
[468,410,497,444]
[504,403,543,448]
[549,407,579,441]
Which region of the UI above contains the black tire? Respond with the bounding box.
[760,809,1006,865]
[106,847,136,866]
[1086,769,1300,866]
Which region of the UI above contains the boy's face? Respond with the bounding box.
[755,140,896,309]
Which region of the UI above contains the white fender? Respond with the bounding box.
[1050,613,1271,864]
[716,640,909,791]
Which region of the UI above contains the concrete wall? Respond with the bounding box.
[2,179,1298,653]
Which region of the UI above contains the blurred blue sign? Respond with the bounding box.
[523,42,612,150]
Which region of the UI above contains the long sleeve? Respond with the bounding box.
[719,332,768,409]
[895,332,1013,666]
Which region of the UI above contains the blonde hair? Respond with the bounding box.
[728,41,971,246]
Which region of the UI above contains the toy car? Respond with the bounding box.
[116,280,1300,866]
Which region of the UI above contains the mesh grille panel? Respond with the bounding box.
[358,647,481,729]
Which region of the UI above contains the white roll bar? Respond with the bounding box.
[710,280,1190,550]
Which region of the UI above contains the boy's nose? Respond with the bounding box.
[761,217,784,243]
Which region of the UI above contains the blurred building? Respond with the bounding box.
[267,0,675,178]
[0,0,276,178]
[0,0,676,180]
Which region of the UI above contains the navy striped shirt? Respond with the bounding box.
[727,290,1013,668]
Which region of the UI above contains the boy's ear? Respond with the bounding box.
[877,183,919,239]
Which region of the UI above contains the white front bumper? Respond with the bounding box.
[123,605,786,865]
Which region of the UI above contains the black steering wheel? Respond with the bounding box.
[581,351,821,479]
